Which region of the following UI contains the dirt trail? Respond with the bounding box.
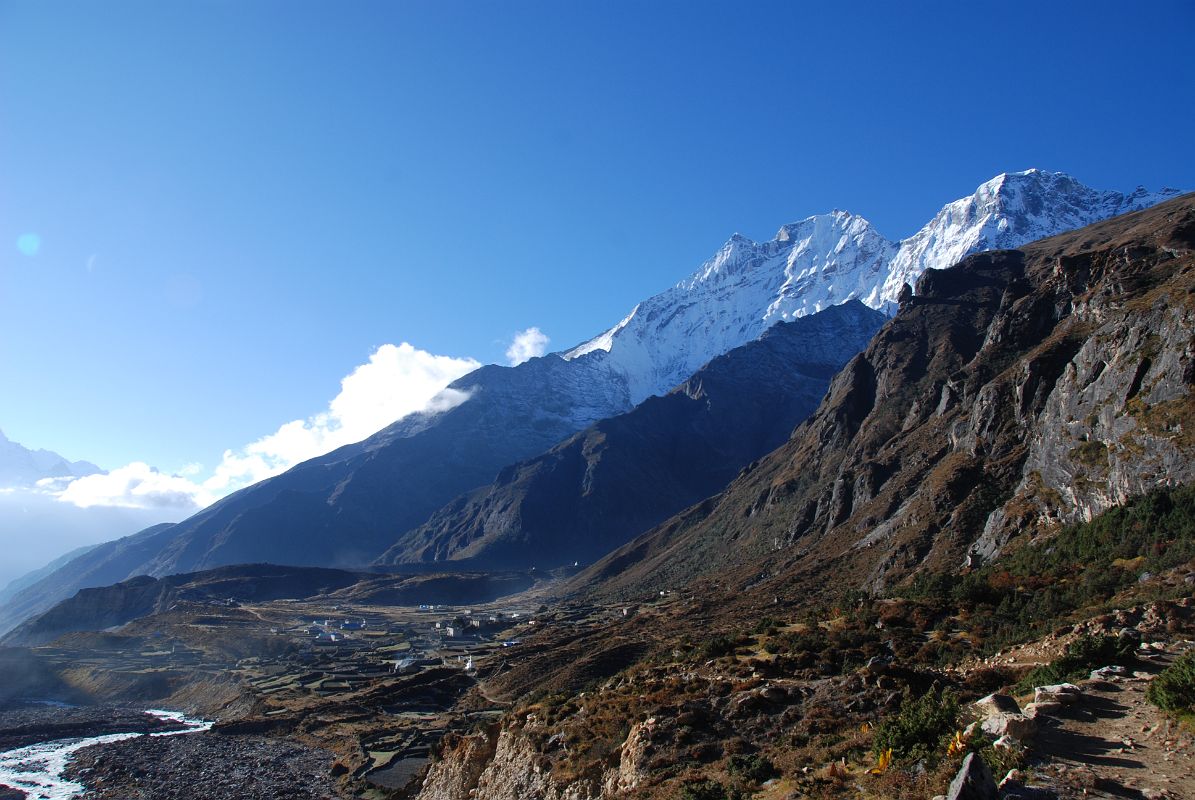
[1027,651,1194,800]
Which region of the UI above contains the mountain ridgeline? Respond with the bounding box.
[379,302,886,569]
[575,193,1195,606]
[0,170,1181,635]
[0,429,100,487]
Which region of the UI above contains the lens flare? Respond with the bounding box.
[16,233,41,256]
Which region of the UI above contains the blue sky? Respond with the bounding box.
[1,0,1193,497]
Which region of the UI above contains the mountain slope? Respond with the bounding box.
[0,543,98,606]
[1,171,1179,634]
[380,302,886,569]
[577,193,1195,603]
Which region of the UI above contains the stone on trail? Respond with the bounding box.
[946,752,998,800]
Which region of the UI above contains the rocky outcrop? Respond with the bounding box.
[973,299,1195,560]
[576,194,1195,602]
[418,710,669,800]
[418,720,608,800]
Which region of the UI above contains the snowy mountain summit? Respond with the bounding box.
[0,429,101,488]
[564,169,1181,405]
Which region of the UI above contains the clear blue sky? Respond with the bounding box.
[2,0,1193,476]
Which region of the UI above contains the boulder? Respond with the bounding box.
[980,712,1037,741]
[992,735,1023,754]
[1023,701,1062,719]
[1090,665,1127,680]
[757,684,789,704]
[972,693,1021,717]
[946,752,998,800]
[1034,683,1081,705]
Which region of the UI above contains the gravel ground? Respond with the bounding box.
[0,703,187,750]
[64,732,348,800]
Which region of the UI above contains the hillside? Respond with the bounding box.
[379,302,886,569]
[578,193,1195,604]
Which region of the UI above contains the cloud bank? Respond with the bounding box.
[43,462,217,510]
[505,327,550,366]
[46,342,480,512]
[204,343,479,494]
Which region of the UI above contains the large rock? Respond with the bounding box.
[972,693,1021,717]
[946,752,998,800]
[1034,683,1082,705]
[979,712,1038,741]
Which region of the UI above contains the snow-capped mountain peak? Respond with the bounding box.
[0,429,102,487]
[873,169,1183,308]
[563,170,1182,406]
[563,210,895,403]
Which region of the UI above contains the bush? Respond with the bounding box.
[1015,635,1135,693]
[896,484,1195,659]
[1147,652,1195,716]
[873,686,959,764]
[726,753,777,783]
[680,779,742,800]
[698,635,744,660]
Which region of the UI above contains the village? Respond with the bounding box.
[12,584,659,797]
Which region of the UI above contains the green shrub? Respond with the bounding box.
[726,753,777,783]
[698,635,743,660]
[680,779,742,800]
[898,484,1195,658]
[1147,652,1195,716]
[1015,635,1135,693]
[873,686,959,764]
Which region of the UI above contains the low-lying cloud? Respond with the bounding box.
[43,463,217,510]
[505,327,550,366]
[46,342,480,512]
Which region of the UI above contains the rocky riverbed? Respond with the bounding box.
[63,732,347,800]
[0,703,189,750]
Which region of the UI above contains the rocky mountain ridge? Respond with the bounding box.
[378,302,886,569]
[568,170,1180,402]
[0,171,1180,635]
[576,193,1195,604]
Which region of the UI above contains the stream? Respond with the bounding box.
[0,710,211,800]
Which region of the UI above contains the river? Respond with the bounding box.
[0,709,211,800]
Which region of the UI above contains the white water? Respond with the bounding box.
[0,709,212,800]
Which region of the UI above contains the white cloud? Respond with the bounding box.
[505,327,550,366]
[48,342,480,510]
[52,462,216,510]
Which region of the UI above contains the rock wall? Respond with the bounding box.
[417,715,655,800]
[973,286,1195,561]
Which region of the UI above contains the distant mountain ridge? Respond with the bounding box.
[0,169,1181,635]
[0,429,100,487]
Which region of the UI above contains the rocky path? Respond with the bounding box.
[1026,650,1195,800]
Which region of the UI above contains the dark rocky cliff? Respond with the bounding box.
[577,194,1195,602]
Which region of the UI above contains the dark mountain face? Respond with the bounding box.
[0,301,887,634]
[0,356,633,633]
[577,195,1195,604]
[378,302,887,570]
